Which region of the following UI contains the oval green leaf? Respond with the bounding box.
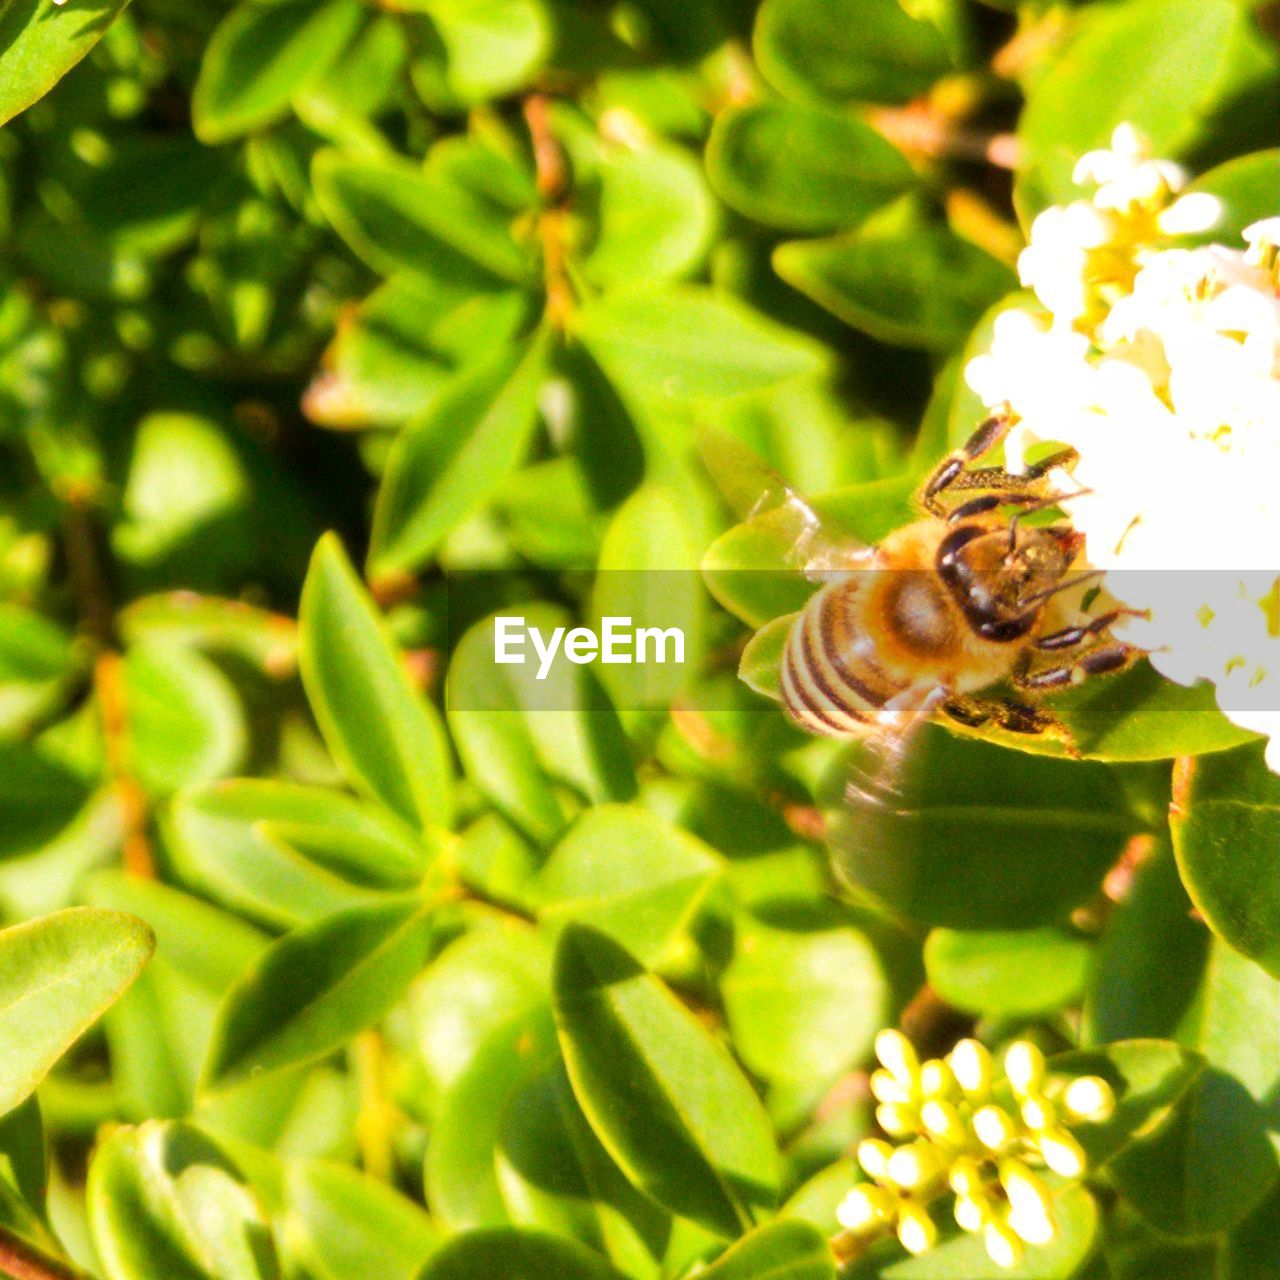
[418,1227,623,1280]
[202,896,434,1093]
[369,333,551,580]
[708,102,916,233]
[552,924,778,1239]
[300,534,454,830]
[774,224,1017,351]
[0,0,131,127]
[699,1219,835,1280]
[193,0,365,144]
[1171,744,1280,977]
[0,908,154,1117]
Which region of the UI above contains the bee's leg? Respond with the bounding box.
[920,411,1015,515]
[1015,641,1139,692]
[920,407,1077,514]
[941,696,993,728]
[943,694,1074,747]
[1033,609,1145,652]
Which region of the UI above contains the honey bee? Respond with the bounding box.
[702,413,1141,766]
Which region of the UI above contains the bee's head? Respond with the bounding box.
[938,522,1084,641]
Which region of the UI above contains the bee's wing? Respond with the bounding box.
[827,685,948,899]
[697,427,876,580]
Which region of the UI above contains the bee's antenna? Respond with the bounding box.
[1005,488,1093,554]
[1017,567,1106,608]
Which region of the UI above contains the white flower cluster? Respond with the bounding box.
[966,126,1280,770]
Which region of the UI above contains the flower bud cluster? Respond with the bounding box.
[836,1032,1115,1268]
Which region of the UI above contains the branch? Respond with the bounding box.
[61,492,153,877]
[0,1225,90,1280]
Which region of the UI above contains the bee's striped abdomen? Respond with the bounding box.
[780,582,903,737]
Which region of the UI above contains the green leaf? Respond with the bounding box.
[553,925,778,1238]
[201,896,434,1092]
[844,1184,1098,1278]
[193,0,366,144]
[83,870,267,993]
[1171,743,1280,977]
[574,287,827,403]
[774,223,1017,350]
[412,0,551,105]
[1014,0,1245,222]
[0,1095,46,1214]
[738,615,795,703]
[924,926,1092,1016]
[1110,941,1280,1237]
[408,924,550,1101]
[703,474,918,629]
[419,1227,623,1280]
[300,534,454,830]
[535,805,722,966]
[313,150,533,285]
[303,273,526,430]
[0,742,89,860]
[707,102,916,233]
[951,661,1261,762]
[0,0,131,127]
[281,1157,438,1280]
[369,333,551,579]
[124,644,247,797]
[722,911,888,1086]
[583,142,714,289]
[447,605,636,846]
[168,780,401,929]
[698,1220,835,1280]
[1084,838,1208,1044]
[1187,150,1280,246]
[0,602,78,737]
[754,0,953,106]
[118,594,299,679]
[426,1008,559,1231]
[828,726,1137,928]
[0,908,154,1116]
[1048,1040,1205,1170]
[88,1121,278,1280]
[590,485,704,710]
[495,1061,671,1276]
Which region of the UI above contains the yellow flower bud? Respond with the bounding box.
[1004,1041,1045,1098]
[984,1219,1025,1269]
[1037,1127,1087,1178]
[837,1183,896,1234]
[856,1138,893,1181]
[1063,1075,1116,1123]
[875,1029,919,1085]
[949,1039,993,1096]
[920,1098,966,1145]
[919,1058,956,1098]
[973,1105,1017,1152]
[887,1142,939,1191]
[876,1103,917,1137]
[896,1201,938,1256]
[1000,1159,1055,1225]
[1008,1201,1056,1246]
[948,1155,985,1198]
[955,1193,987,1233]
[1020,1093,1058,1132]
[871,1068,913,1106]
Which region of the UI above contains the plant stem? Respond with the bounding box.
[61,492,153,877]
[0,1225,90,1280]
[523,94,575,329]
